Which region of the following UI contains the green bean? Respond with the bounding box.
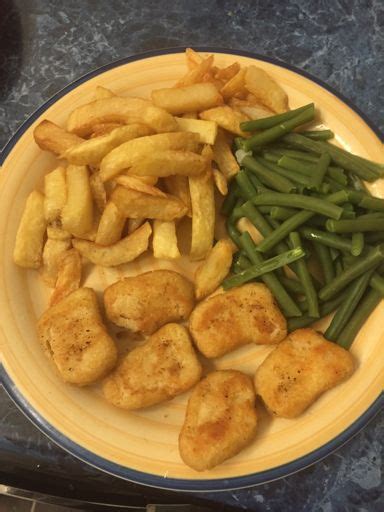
[299,227,353,252]
[238,232,302,317]
[329,247,340,261]
[235,170,257,200]
[278,155,346,185]
[261,151,281,163]
[243,105,315,151]
[240,202,274,237]
[300,129,334,140]
[325,177,344,193]
[270,206,299,221]
[226,217,242,247]
[313,242,335,284]
[289,232,319,317]
[234,137,245,150]
[318,244,384,301]
[246,172,271,193]
[370,272,384,296]
[311,152,332,188]
[240,104,313,132]
[351,233,364,256]
[324,141,384,177]
[258,157,313,187]
[365,232,384,244]
[221,184,239,215]
[357,212,384,220]
[252,192,343,219]
[271,148,319,163]
[242,155,296,193]
[326,217,384,233]
[358,196,384,212]
[337,289,382,349]
[258,205,273,214]
[335,257,344,275]
[349,174,366,192]
[280,276,305,294]
[282,133,378,181]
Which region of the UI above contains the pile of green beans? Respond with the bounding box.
[223,104,384,349]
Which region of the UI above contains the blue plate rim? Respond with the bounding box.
[0,46,383,492]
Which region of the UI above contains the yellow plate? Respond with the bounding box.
[0,49,383,491]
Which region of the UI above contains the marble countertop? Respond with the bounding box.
[0,0,383,510]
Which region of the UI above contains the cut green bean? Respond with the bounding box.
[242,155,296,193]
[240,202,273,237]
[262,151,281,163]
[365,232,384,244]
[299,227,353,252]
[226,217,242,247]
[243,105,315,151]
[313,242,335,284]
[324,141,384,177]
[370,272,384,296]
[289,232,319,317]
[351,233,364,256]
[270,206,299,221]
[318,244,384,301]
[311,152,331,188]
[258,157,313,187]
[246,171,272,193]
[235,170,257,200]
[271,148,319,163]
[240,104,313,132]
[280,276,305,294]
[221,184,239,215]
[359,196,384,212]
[326,217,384,233]
[300,129,334,140]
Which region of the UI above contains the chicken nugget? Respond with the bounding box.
[189,283,286,358]
[255,328,355,418]
[103,323,202,409]
[179,370,258,471]
[104,269,195,335]
[37,287,117,386]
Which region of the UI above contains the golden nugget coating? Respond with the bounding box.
[37,288,117,386]
[254,328,355,418]
[179,370,258,471]
[189,283,287,358]
[104,269,195,335]
[102,323,202,409]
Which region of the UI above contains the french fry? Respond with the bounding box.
[75,213,100,242]
[215,62,240,81]
[189,149,215,260]
[44,166,67,222]
[120,174,158,186]
[89,173,107,211]
[34,120,83,155]
[61,165,94,237]
[199,105,249,136]
[212,168,228,195]
[67,97,178,137]
[129,150,207,177]
[164,175,192,216]
[114,175,166,197]
[47,223,72,241]
[111,186,187,220]
[73,222,152,266]
[194,239,234,299]
[245,66,289,113]
[228,97,274,120]
[182,112,198,119]
[13,190,47,269]
[95,202,126,246]
[185,48,203,69]
[49,249,82,306]
[63,124,153,166]
[151,83,223,115]
[94,85,116,100]
[175,117,217,144]
[127,218,144,234]
[176,54,214,87]
[41,238,72,287]
[237,217,264,244]
[152,220,181,259]
[99,132,200,182]
[90,122,123,137]
[212,129,240,179]
[220,68,247,100]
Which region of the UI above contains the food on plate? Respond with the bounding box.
[13,190,47,269]
[219,67,247,100]
[33,120,83,155]
[113,175,164,196]
[179,370,258,471]
[151,82,223,114]
[37,287,117,385]
[152,220,181,259]
[254,328,355,418]
[189,283,287,358]
[61,165,94,237]
[43,166,67,222]
[194,239,234,300]
[95,201,126,246]
[104,269,194,334]
[73,221,151,266]
[212,167,228,195]
[103,323,202,409]
[41,238,72,287]
[174,117,217,144]
[49,248,82,306]
[164,175,192,216]
[212,128,240,179]
[244,65,289,113]
[200,105,249,136]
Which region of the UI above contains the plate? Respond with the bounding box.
[0,48,383,492]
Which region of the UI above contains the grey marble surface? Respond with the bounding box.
[0,0,383,511]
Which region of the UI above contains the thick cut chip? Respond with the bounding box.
[90,122,123,137]
[67,97,177,137]
[185,47,203,69]
[44,166,67,222]
[152,220,180,259]
[254,328,355,418]
[179,370,258,471]
[47,223,71,241]
[103,323,202,410]
[99,132,200,182]
[94,85,116,100]
[95,202,126,246]
[220,68,247,100]
[63,124,153,166]
[13,190,47,269]
[61,165,94,237]
[89,173,107,211]
[41,238,72,287]
[114,175,166,197]
[72,221,151,266]
[212,128,240,179]
[175,117,217,145]
[104,269,195,334]
[129,150,207,177]
[194,239,233,300]
[215,62,241,81]
[151,83,223,115]
[176,54,214,87]
[111,186,187,221]
[164,175,192,216]
[37,287,117,386]
[212,168,228,195]
[189,283,287,358]
[189,166,215,261]
[228,98,275,119]
[245,66,289,113]
[49,248,82,306]
[199,105,249,136]
[237,217,264,245]
[34,120,83,155]
[127,218,144,234]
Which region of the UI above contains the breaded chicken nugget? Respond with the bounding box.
[104,269,195,335]
[103,323,202,409]
[255,328,355,418]
[37,287,117,386]
[189,283,286,358]
[179,370,258,471]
